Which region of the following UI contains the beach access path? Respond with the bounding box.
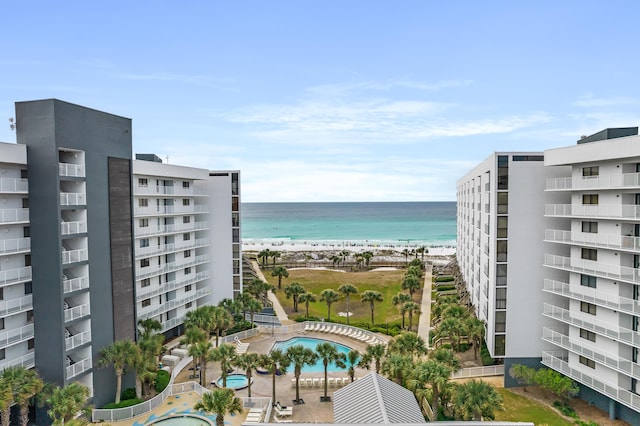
[250,260,296,325]
[416,262,433,347]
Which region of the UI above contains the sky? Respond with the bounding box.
[2,1,640,202]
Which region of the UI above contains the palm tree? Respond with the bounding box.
[245,297,263,325]
[429,347,461,372]
[211,306,234,347]
[46,382,90,425]
[184,306,214,334]
[403,301,421,331]
[392,292,412,329]
[133,345,160,397]
[316,342,346,402]
[381,353,412,385]
[259,349,290,407]
[286,345,318,404]
[363,343,386,373]
[465,317,485,360]
[388,332,427,360]
[338,284,358,325]
[401,248,411,264]
[319,289,340,321]
[258,249,271,268]
[415,246,427,261]
[330,255,341,269]
[270,250,281,267]
[246,279,274,304]
[182,326,208,374]
[234,353,261,397]
[401,274,421,298]
[339,249,350,267]
[298,292,316,318]
[407,359,452,418]
[284,282,306,312]
[346,349,361,383]
[191,340,213,386]
[453,379,503,420]
[208,344,238,388]
[436,317,466,352]
[361,251,374,268]
[2,366,43,426]
[97,339,138,404]
[195,388,243,426]
[271,265,289,290]
[0,376,12,426]
[360,290,383,325]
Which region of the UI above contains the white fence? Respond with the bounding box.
[450,364,504,379]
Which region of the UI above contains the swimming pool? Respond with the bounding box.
[271,336,353,373]
[215,373,251,389]
[146,414,213,425]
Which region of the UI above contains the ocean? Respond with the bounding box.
[240,202,457,248]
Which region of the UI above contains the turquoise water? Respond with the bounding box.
[241,201,456,248]
[271,337,353,373]
[216,373,249,389]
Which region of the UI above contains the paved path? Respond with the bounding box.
[250,260,296,325]
[416,262,433,347]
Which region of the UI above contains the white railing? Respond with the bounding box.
[136,271,210,301]
[134,205,209,216]
[542,328,640,380]
[0,208,29,224]
[545,229,640,251]
[546,173,640,191]
[0,352,34,371]
[544,254,640,284]
[62,248,88,264]
[543,278,640,316]
[0,237,30,255]
[135,255,210,280]
[138,288,211,319]
[0,323,34,347]
[63,276,90,294]
[0,178,28,193]
[66,356,92,380]
[64,303,90,322]
[450,364,504,379]
[542,351,640,412]
[60,192,86,206]
[0,266,32,285]
[133,186,208,196]
[135,238,209,258]
[543,303,640,347]
[65,330,91,351]
[61,220,87,235]
[134,221,209,236]
[545,203,640,220]
[0,295,32,317]
[59,163,86,178]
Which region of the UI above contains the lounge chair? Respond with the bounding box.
[275,402,293,417]
[320,377,325,386]
[305,378,313,387]
[312,377,320,387]
[291,378,296,387]
[343,377,351,385]
[328,377,335,387]
[304,323,313,331]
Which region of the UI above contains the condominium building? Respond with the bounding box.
[0,99,239,416]
[543,128,640,423]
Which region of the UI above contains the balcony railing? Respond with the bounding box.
[546,173,640,191]
[65,330,91,351]
[59,163,86,178]
[64,303,90,322]
[61,220,87,235]
[62,249,88,264]
[66,356,92,380]
[60,192,86,206]
[134,204,209,217]
[0,237,30,255]
[545,204,640,220]
[138,288,211,319]
[136,271,210,301]
[63,276,90,294]
[544,254,640,285]
[0,266,32,285]
[542,351,640,412]
[134,221,209,237]
[543,303,640,347]
[0,323,34,347]
[135,238,209,258]
[133,186,208,196]
[543,279,640,316]
[0,178,28,193]
[0,208,29,224]
[0,352,34,371]
[135,255,210,280]
[542,328,640,380]
[0,295,32,317]
[545,229,640,251]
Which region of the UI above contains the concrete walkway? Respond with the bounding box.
[416,262,433,347]
[250,260,296,325]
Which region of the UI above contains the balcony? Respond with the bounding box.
[0,323,34,347]
[0,295,32,317]
[136,271,210,301]
[542,351,640,412]
[0,178,28,193]
[543,303,640,347]
[0,208,29,224]
[63,276,90,294]
[134,204,209,217]
[543,279,640,316]
[138,288,211,319]
[135,238,209,258]
[0,266,32,285]
[545,204,640,220]
[545,229,640,252]
[65,330,91,351]
[134,221,209,237]
[64,303,90,322]
[542,328,640,380]
[66,355,92,380]
[546,173,640,191]
[159,316,185,333]
[0,352,34,371]
[133,186,207,196]
[62,248,88,264]
[59,163,85,178]
[135,255,210,280]
[61,220,87,235]
[60,192,86,206]
[544,254,640,285]
[0,237,30,256]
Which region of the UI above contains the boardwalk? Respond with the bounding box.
[416,262,433,346]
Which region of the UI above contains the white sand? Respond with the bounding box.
[242,240,456,256]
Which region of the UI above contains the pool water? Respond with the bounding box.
[216,373,250,389]
[147,414,212,425]
[271,336,353,373]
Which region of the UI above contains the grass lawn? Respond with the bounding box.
[493,388,575,425]
[262,267,421,327]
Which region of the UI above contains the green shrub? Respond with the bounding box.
[457,342,470,352]
[226,320,254,334]
[120,388,136,401]
[553,400,577,418]
[435,285,455,292]
[295,316,322,322]
[480,341,495,366]
[102,398,143,409]
[575,421,599,426]
[155,370,170,392]
[435,276,454,282]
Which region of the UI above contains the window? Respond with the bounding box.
[581,248,597,261]
[184,267,192,275]
[496,240,508,262]
[22,198,28,209]
[497,192,508,214]
[185,285,192,292]
[142,299,151,307]
[183,216,191,224]
[497,216,508,238]
[183,181,190,188]
[0,349,5,361]
[24,282,32,295]
[580,274,597,288]
[494,335,505,356]
[183,199,190,206]
[139,218,149,228]
[141,278,151,288]
[495,288,507,309]
[27,310,33,323]
[232,228,240,243]
[579,356,596,369]
[183,233,190,241]
[496,264,508,286]
[184,250,191,258]
[512,155,544,161]
[0,318,4,330]
[580,301,597,315]
[0,288,3,301]
[140,238,150,248]
[497,155,509,190]
[139,198,149,207]
[140,259,150,268]
[138,178,148,187]
[23,226,30,238]
[582,221,598,233]
[580,328,596,342]
[27,338,34,350]
[583,166,599,177]
[185,302,192,309]
[495,311,506,332]
[20,169,28,179]
[582,194,599,205]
